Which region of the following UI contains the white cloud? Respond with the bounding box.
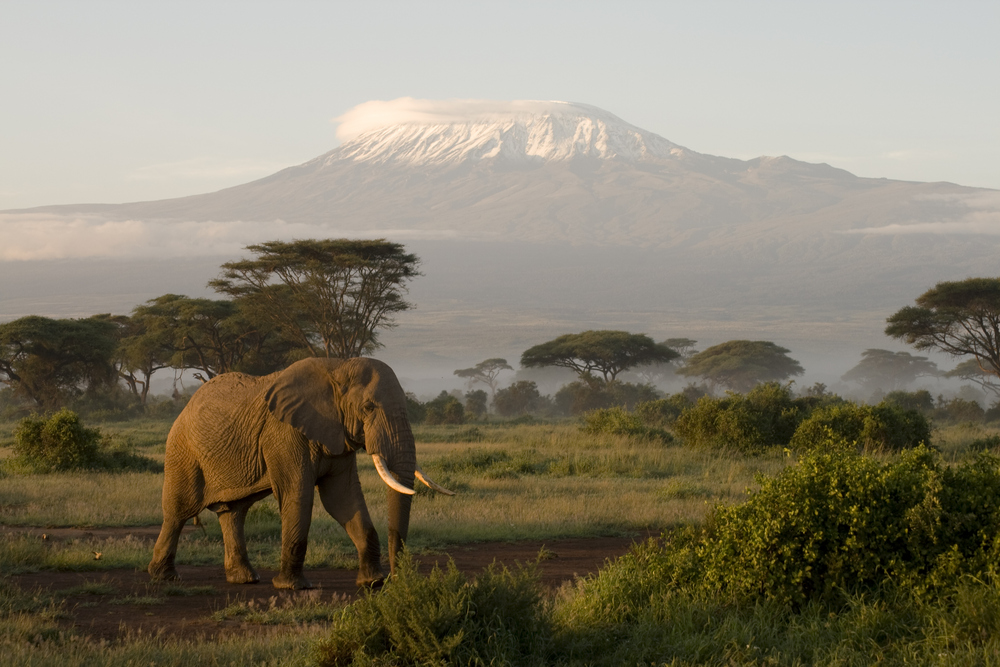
[843,212,1000,236]
[0,214,472,261]
[333,98,586,142]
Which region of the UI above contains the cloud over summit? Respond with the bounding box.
[333,98,600,142]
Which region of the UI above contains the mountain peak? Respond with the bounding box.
[323,98,686,167]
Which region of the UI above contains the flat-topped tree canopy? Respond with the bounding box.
[678,340,804,393]
[886,277,1000,381]
[210,239,421,359]
[520,330,679,383]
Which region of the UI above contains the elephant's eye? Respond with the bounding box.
[362,401,376,415]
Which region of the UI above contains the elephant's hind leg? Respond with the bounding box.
[149,450,203,581]
[217,496,267,584]
[148,516,186,581]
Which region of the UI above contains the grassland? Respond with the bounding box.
[2,415,1000,665]
[0,420,787,575]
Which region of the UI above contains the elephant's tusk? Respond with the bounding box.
[371,454,416,495]
[415,466,456,496]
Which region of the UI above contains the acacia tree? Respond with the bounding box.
[663,338,698,360]
[92,313,174,405]
[132,294,295,381]
[886,278,1000,382]
[678,340,803,393]
[210,239,421,358]
[0,316,118,409]
[841,349,939,393]
[521,331,679,383]
[635,337,698,384]
[453,358,513,399]
[944,359,1000,396]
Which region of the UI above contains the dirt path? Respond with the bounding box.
[5,525,654,641]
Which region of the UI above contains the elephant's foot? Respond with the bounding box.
[272,572,314,590]
[356,561,386,588]
[148,561,179,582]
[226,566,260,584]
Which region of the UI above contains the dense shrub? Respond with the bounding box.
[790,401,931,452]
[494,381,544,417]
[554,380,660,416]
[633,393,693,428]
[581,407,673,443]
[7,409,159,474]
[405,392,426,424]
[707,445,1000,604]
[12,409,100,472]
[464,389,488,418]
[883,389,935,414]
[673,383,808,454]
[142,392,192,419]
[315,554,549,667]
[934,397,986,423]
[968,434,1000,452]
[565,444,1000,613]
[424,391,465,425]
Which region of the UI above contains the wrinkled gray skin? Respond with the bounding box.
[148,357,418,590]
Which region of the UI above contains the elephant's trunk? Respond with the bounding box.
[367,409,455,573]
[367,412,418,573]
[387,475,414,573]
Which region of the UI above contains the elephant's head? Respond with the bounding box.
[264,356,453,570]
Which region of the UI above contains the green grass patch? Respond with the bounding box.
[212,590,349,625]
[55,580,118,597]
[107,594,164,606]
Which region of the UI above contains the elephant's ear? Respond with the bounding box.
[265,358,347,456]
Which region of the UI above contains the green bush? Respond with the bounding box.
[566,444,1000,614]
[969,434,1000,452]
[790,400,931,452]
[673,382,807,454]
[702,445,1000,604]
[7,409,160,474]
[935,397,986,424]
[314,554,549,667]
[405,392,427,424]
[553,379,660,416]
[424,391,465,425]
[494,381,545,417]
[581,406,673,443]
[633,393,693,428]
[464,389,488,419]
[883,389,935,414]
[11,409,100,472]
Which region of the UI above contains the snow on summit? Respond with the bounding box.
[326,98,685,166]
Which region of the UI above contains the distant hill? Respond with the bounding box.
[4,100,1000,386]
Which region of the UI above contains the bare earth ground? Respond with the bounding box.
[3,525,652,641]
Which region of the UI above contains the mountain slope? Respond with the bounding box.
[16,99,986,249]
[5,99,1000,381]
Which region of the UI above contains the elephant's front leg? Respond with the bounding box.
[271,479,317,590]
[318,456,384,587]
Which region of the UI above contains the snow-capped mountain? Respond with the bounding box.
[5,99,1000,378]
[327,101,686,166]
[11,99,890,246]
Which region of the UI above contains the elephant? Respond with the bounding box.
[147,356,453,589]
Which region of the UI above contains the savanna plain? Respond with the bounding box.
[5,409,1000,665]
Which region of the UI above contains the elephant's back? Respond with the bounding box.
[166,371,275,493]
[197,372,274,403]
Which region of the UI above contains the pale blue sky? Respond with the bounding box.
[2,1,998,209]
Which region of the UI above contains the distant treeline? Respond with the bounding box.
[0,238,419,418]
